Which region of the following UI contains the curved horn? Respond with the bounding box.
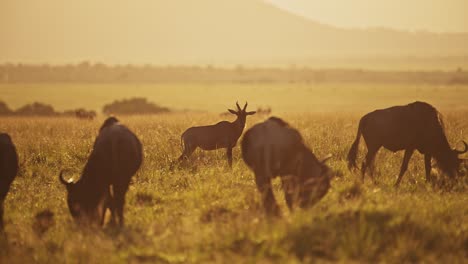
[455,140,468,154]
[59,170,74,186]
[236,101,241,111]
[243,101,248,111]
[321,154,333,164]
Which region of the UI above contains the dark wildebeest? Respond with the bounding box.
[0,133,18,231]
[347,101,467,187]
[75,109,96,120]
[178,102,255,167]
[256,106,272,116]
[241,117,332,216]
[60,117,142,227]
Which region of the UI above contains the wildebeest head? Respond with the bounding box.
[297,149,333,208]
[59,171,81,219]
[59,171,107,225]
[100,116,119,131]
[227,102,256,122]
[0,133,13,145]
[439,141,468,177]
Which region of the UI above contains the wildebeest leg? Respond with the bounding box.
[361,146,379,183]
[424,154,432,182]
[106,187,117,226]
[281,176,295,211]
[255,173,280,216]
[115,199,125,227]
[178,143,196,161]
[226,147,233,168]
[104,202,115,227]
[113,184,128,227]
[395,149,414,187]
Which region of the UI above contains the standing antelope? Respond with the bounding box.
[178,102,256,167]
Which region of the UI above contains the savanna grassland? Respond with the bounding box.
[0,83,467,263]
[2,82,468,113]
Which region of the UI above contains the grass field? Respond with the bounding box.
[0,83,467,263]
[2,83,468,113]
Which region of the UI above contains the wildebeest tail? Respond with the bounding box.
[180,132,185,151]
[0,200,4,231]
[347,117,364,170]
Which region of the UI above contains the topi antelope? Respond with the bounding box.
[178,102,256,167]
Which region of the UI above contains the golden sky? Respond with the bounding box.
[1,0,467,64]
[266,0,468,32]
[3,0,467,33]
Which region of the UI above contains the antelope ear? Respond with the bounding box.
[320,154,333,164]
[228,109,237,115]
[246,111,256,115]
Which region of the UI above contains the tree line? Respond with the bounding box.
[0,98,170,117]
[1,63,467,84]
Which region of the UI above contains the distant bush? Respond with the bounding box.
[0,101,13,115]
[0,98,169,117]
[63,108,97,120]
[62,109,77,116]
[103,97,170,115]
[15,102,58,116]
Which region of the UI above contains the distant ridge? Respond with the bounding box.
[1,0,468,65]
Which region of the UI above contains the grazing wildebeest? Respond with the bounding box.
[256,106,272,116]
[75,109,96,120]
[60,117,142,227]
[241,117,332,216]
[178,102,256,167]
[0,133,18,231]
[347,101,467,187]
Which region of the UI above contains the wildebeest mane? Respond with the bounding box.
[410,101,446,132]
[411,102,457,175]
[100,117,119,131]
[268,116,290,127]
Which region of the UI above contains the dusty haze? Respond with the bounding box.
[2,0,468,66]
[267,0,468,33]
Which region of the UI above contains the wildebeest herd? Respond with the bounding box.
[0,101,466,230]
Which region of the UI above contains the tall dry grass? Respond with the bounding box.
[0,110,466,263]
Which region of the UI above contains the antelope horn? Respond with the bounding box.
[243,101,248,111]
[455,140,468,154]
[236,101,241,111]
[59,170,74,186]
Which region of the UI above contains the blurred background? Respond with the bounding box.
[1,0,467,114]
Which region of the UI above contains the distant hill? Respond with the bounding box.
[2,0,468,66]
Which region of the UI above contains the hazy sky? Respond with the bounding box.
[266,0,468,32]
[1,0,467,64]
